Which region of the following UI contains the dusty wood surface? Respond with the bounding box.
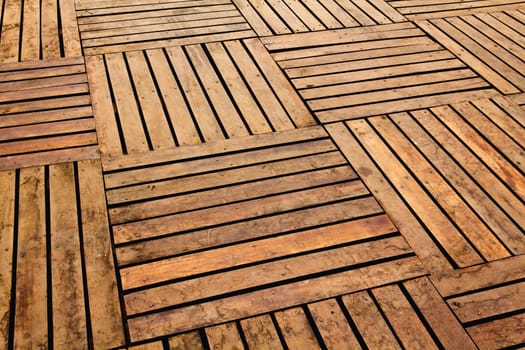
[0,0,524,349]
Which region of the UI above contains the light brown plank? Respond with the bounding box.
[240,315,283,350]
[168,331,204,350]
[78,160,125,349]
[468,313,525,349]
[14,167,47,349]
[49,163,87,348]
[205,323,244,350]
[275,308,321,350]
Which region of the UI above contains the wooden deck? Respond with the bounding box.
[0,0,524,349]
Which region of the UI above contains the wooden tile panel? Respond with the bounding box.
[432,255,525,349]
[327,97,525,270]
[263,23,499,122]
[103,127,427,341]
[387,0,525,20]
[418,10,525,94]
[0,57,99,170]
[233,0,406,36]
[0,160,124,350]
[0,0,81,63]
[86,39,316,157]
[75,0,256,55]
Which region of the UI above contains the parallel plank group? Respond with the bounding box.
[0,0,524,349]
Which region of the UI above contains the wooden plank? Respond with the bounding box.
[448,281,525,323]
[468,313,525,349]
[321,0,360,27]
[431,255,525,297]
[78,159,125,349]
[127,257,426,340]
[14,167,47,349]
[244,38,316,128]
[205,323,244,350]
[185,44,248,138]
[240,315,283,350]
[0,0,22,62]
[168,331,204,349]
[166,46,224,141]
[346,119,483,267]
[0,133,97,157]
[129,341,164,350]
[102,125,326,171]
[308,299,362,350]
[334,0,375,25]
[342,291,402,350]
[0,73,88,93]
[85,55,123,156]
[413,109,525,229]
[391,111,525,255]
[403,277,478,350]
[372,284,437,349]
[59,0,82,56]
[0,146,100,172]
[145,49,200,146]
[109,166,354,223]
[232,0,273,36]
[124,229,408,315]
[0,83,89,103]
[206,42,271,134]
[0,170,15,350]
[41,0,60,59]
[120,206,384,290]
[105,53,149,154]
[225,40,293,131]
[266,0,310,32]
[274,308,321,349]
[125,50,175,149]
[281,0,324,31]
[370,115,510,261]
[0,118,95,141]
[115,200,382,265]
[302,0,343,28]
[0,57,84,72]
[326,122,452,274]
[49,163,87,348]
[0,106,92,128]
[21,0,40,61]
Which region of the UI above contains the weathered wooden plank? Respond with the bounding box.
[0,170,15,350]
[168,331,204,349]
[342,291,402,349]
[41,0,60,59]
[468,313,525,349]
[0,0,22,62]
[20,0,40,61]
[274,308,321,349]
[49,163,87,348]
[59,0,82,56]
[448,281,525,323]
[0,118,95,141]
[431,255,525,297]
[205,323,244,350]
[240,315,283,350]
[14,167,47,349]
[308,299,361,350]
[403,277,478,350]
[78,160,125,349]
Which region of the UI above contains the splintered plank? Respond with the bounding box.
[0,57,98,170]
[78,160,125,349]
[14,167,47,349]
[89,40,315,157]
[49,163,87,348]
[0,170,15,350]
[76,0,256,55]
[234,0,405,35]
[264,23,497,121]
[274,308,321,349]
[417,12,525,94]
